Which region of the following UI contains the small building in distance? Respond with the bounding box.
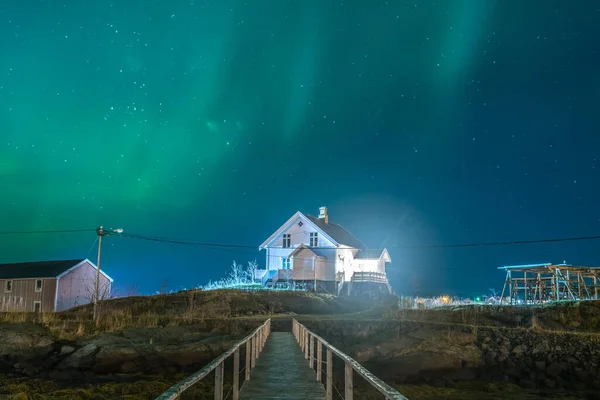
[0,258,113,313]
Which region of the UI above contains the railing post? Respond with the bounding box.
[309,334,314,368]
[260,326,264,351]
[251,335,256,368]
[345,362,353,400]
[317,340,322,382]
[326,349,332,400]
[257,329,262,358]
[303,328,307,352]
[245,338,251,380]
[215,361,224,400]
[304,331,309,360]
[233,348,240,400]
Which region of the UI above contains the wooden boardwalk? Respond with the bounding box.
[239,332,326,399]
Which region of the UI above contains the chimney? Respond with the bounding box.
[318,206,328,224]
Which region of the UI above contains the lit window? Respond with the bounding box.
[310,232,318,247]
[283,233,291,248]
[5,280,12,293]
[282,258,291,269]
[35,280,43,292]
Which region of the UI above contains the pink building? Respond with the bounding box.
[0,259,113,312]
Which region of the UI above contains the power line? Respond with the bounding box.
[1,228,598,250]
[115,232,600,269]
[395,235,600,249]
[0,228,96,235]
[120,232,600,250]
[1,227,598,271]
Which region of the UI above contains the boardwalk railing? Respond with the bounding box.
[156,319,271,400]
[293,319,408,400]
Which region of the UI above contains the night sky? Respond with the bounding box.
[1,1,599,297]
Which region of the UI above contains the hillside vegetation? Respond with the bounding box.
[0,290,382,339]
[395,300,600,333]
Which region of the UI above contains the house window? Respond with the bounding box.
[33,301,41,313]
[5,280,12,293]
[282,258,291,269]
[283,233,291,248]
[35,279,43,292]
[310,232,318,247]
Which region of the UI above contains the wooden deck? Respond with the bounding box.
[239,332,326,399]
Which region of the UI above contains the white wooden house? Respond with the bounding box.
[257,206,392,296]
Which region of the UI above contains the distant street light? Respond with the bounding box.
[94,226,123,324]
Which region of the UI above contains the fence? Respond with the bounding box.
[293,319,408,400]
[397,295,485,309]
[155,319,271,400]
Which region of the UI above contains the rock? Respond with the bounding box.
[48,370,73,381]
[511,344,526,355]
[535,361,546,372]
[521,379,536,389]
[546,362,565,378]
[0,323,55,359]
[574,368,588,382]
[58,343,99,370]
[543,378,556,388]
[355,349,374,363]
[505,367,522,379]
[60,345,75,355]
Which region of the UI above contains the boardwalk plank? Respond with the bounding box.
[239,332,326,399]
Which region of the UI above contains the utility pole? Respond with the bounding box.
[94,226,123,325]
[93,226,104,324]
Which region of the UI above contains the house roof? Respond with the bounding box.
[305,215,367,249]
[259,209,369,250]
[0,259,111,280]
[355,249,385,259]
[354,248,392,262]
[288,245,327,258]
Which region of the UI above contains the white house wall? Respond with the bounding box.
[335,247,357,281]
[352,259,384,273]
[268,216,335,249]
[265,215,335,271]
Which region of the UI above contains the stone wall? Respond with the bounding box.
[0,319,262,381]
[298,318,600,390]
[477,327,600,390]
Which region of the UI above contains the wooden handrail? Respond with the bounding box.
[293,319,408,400]
[156,319,271,400]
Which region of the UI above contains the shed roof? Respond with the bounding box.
[0,259,86,279]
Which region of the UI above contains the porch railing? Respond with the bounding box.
[293,319,408,400]
[156,319,271,400]
[351,271,389,284]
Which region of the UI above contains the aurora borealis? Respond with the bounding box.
[1,1,599,295]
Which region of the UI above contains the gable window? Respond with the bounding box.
[5,280,12,293]
[282,258,291,269]
[282,233,291,248]
[35,279,43,292]
[310,232,319,247]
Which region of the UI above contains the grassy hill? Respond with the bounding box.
[0,289,390,339]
